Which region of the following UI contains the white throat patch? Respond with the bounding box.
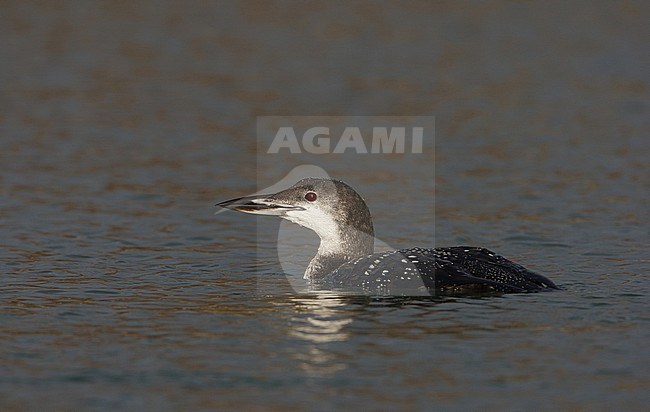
[283,208,344,255]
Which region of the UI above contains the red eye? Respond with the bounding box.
[305,192,317,202]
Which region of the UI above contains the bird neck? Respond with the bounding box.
[304,224,374,280]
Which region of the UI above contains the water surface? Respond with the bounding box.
[1,1,649,410]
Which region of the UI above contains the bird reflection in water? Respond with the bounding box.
[287,292,353,376]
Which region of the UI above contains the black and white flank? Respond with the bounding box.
[217,178,558,296]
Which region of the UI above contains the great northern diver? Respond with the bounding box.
[217,178,558,296]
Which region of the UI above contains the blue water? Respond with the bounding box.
[1,1,648,410]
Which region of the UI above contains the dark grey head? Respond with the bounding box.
[217,178,375,259]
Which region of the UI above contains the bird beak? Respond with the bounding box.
[216,194,304,215]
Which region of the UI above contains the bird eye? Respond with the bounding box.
[305,192,317,202]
